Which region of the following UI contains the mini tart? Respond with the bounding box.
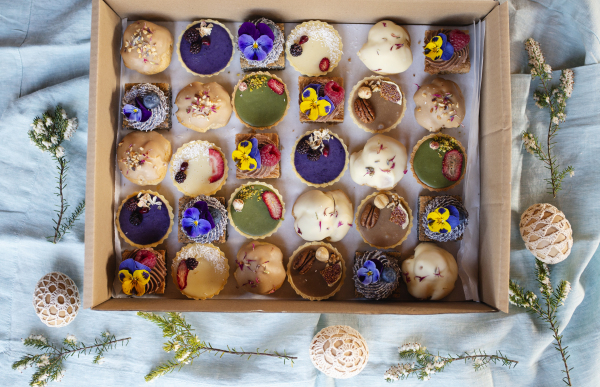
[179,195,228,244]
[228,181,285,239]
[298,76,344,124]
[234,133,280,179]
[171,243,229,300]
[413,77,465,132]
[116,191,174,249]
[424,29,470,75]
[177,20,234,77]
[348,76,406,133]
[122,83,172,131]
[238,18,286,71]
[232,72,290,130]
[234,241,286,295]
[410,133,467,192]
[353,250,401,300]
[121,248,167,295]
[170,141,228,196]
[285,21,343,76]
[287,242,345,301]
[117,131,172,186]
[175,81,232,133]
[355,191,413,249]
[120,20,173,75]
[291,130,349,187]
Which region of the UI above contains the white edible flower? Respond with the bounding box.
[65,334,77,344]
[61,109,67,119]
[570,170,575,177]
[38,354,50,367]
[560,69,575,98]
[56,370,65,382]
[45,117,53,127]
[474,357,483,365]
[177,351,191,362]
[55,146,65,158]
[51,136,58,144]
[552,116,559,125]
[42,140,52,149]
[64,117,78,140]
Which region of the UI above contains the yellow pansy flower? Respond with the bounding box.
[300,86,332,121]
[427,206,459,234]
[232,140,258,171]
[119,269,151,296]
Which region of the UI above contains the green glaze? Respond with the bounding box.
[413,139,465,189]
[234,75,287,127]
[230,185,280,236]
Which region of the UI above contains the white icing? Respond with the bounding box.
[401,243,458,300]
[292,190,353,242]
[357,21,412,75]
[349,134,407,190]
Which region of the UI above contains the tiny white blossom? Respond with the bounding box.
[61,109,68,119]
[42,140,52,149]
[55,146,65,158]
[569,170,575,177]
[65,334,77,344]
[552,116,559,125]
[38,354,50,367]
[474,357,483,365]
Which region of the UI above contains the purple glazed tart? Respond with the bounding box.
[291,129,348,187]
[178,20,234,77]
[116,191,174,248]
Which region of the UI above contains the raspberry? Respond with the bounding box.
[186,258,199,270]
[201,36,211,46]
[139,207,149,214]
[129,212,142,226]
[296,140,310,155]
[290,44,302,57]
[324,81,344,106]
[323,144,330,157]
[125,198,138,212]
[190,42,202,54]
[183,28,200,43]
[307,148,321,162]
[260,144,281,167]
[298,35,309,45]
[319,57,330,72]
[448,30,470,52]
[175,171,187,184]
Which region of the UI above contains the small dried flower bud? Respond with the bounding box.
[358,86,372,99]
[315,247,330,262]
[429,141,440,150]
[374,194,390,209]
[233,199,244,212]
[238,82,248,92]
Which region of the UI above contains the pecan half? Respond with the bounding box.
[354,98,375,123]
[293,249,316,275]
[360,203,379,229]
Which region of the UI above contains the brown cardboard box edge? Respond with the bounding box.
[86,0,510,313]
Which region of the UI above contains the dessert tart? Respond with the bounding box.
[357,20,412,75]
[172,243,229,300]
[120,20,173,75]
[348,76,406,133]
[177,20,234,77]
[232,72,290,130]
[120,248,167,296]
[178,195,228,244]
[401,243,458,301]
[116,191,174,248]
[117,131,172,186]
[349,134,408,190]
[292,189,353,242]
[285,21,343,76]
[419,195,468,242]
[232,133,282,179]
[410,133,467,191]
[122,83,171,131]
[423,29,471,75]
[228,182,284,239]
[234,241,286,295]
[237,18,285,71]
[355,191,413,249]
[291,129,348,187]
[298,77,344,124]
[174,82,232,133]
[413,77,465,132]
[287,242,345,301]
[170,140,227,196]
[353,250,401,300]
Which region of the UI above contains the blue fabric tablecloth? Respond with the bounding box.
[1,1,599,386]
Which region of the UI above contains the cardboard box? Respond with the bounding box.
[85,0,511,314]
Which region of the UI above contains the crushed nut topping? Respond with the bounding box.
[187,91,219,118]
[124,23,158,65]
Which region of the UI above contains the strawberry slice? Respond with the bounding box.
[442,149,463,181]
[262,191,283,220]
[319,57,330,72]
[176,260,189,290]
[208,149,225,183]
[134,249,157,270]
[267,78,285,95]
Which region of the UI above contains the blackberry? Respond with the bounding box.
[290,43,302,57]
[129,212,143,226]
[183,28,200,43]
[190,42,202,54]
[180,161,189,171]
[307,149,322,162]
[296,140,310,155]
[175,171,187,184]
[125,198,138,212]
[186,258,199,270]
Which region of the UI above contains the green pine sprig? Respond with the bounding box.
[138,312,296,382]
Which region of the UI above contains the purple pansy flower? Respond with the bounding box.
[357,260,380,285]
[240,138,262,169]
[438,33,455,61]
[182,201,215,238]
[238,22,274,61]
[123,104,142,122]
[118,258,151,281]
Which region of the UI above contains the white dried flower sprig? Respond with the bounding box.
[12,332,129,386]
[384,343,517,382]
[522,39,574,198]
[27,105,85,243]
[138,312,296,382]
[510,259,573,385]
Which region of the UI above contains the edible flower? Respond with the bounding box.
[238,22,274,61]
[423,33,454,61]
[300,84,334,121]
[123,104,141,122]
[427,205,460,233]
[357,260,380,285]
[232,138,261,171]
[182,201,215,238]
[118,258,151,296]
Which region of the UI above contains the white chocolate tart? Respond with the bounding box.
[170,141,228,196]
[286,21,343,76]
[172,243,229,300]
[349,134,408,190]
[234,242,286,295]
[357,20,412,75]
[292,189,353,242]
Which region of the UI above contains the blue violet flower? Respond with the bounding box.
[238,22,274,62]
[182,201,215,238]
[357,260,380,285]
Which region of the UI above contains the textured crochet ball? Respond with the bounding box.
[309,325,369,379]
[33,272,80,328]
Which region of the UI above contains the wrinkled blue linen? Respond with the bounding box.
[1,0,599,386]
